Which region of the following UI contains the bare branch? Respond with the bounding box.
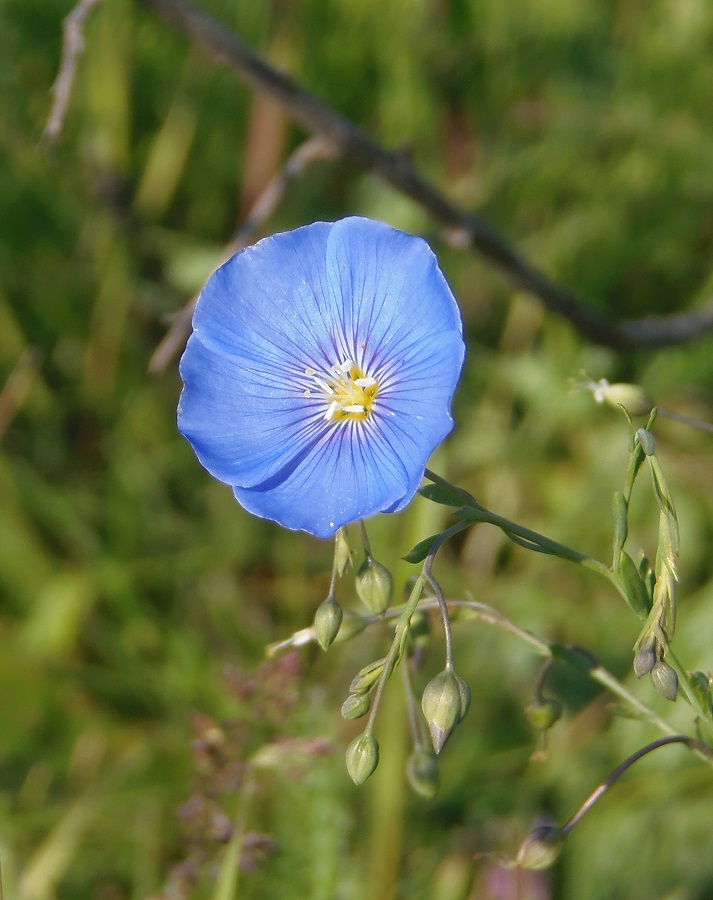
[148,136,336,374]
[135,0,713,351]
[43,0,105,145]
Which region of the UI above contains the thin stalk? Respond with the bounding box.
[561,735,713,836]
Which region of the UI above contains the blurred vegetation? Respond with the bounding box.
[2,0,713,897]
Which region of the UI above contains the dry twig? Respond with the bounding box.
[48,0,713,351]
[42,0,105,145]
[134,0,713,351]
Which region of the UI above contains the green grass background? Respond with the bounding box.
[2,0,713,897]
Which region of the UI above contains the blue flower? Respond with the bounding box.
[178,216,465,538]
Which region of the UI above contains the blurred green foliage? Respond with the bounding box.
[2,0,713,897]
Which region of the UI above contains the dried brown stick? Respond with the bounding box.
[147,136,336,374]
[42,0,105,145]
[134,0,713,351]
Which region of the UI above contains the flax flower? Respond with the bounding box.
[178,217,464,538]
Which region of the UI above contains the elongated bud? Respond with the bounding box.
[422,670,466,754]
[355,556,393,615]
[346,733,379,785]
[454,673,471,723]
[515,825,565,870]
[407,747,439,799]
[525,697,563,732]
[313,595,343,651]
[349,657,386,694]
[633,643,656,678]
[334,528,354,577]
[341,692,371,720]
[592,380,654,417]
[650,660,678,701]
[635,428,656,456]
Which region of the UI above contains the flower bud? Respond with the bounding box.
[406,747,440,799]
[421,669,467,754]
[346,733,379,785]
[313,595,343,651]
[334,528,354,577]
[454,673,471,723]
[592,380,654,417]
[633,643,656,678]
[515,825,564,870]
[635,428,656,456]
[349,657,386,694]
[341,692,371,720]
[525,697,563,732]
[355,556,393,615]
[650,659,678,701]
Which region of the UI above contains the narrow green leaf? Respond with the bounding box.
[403,533,442,564]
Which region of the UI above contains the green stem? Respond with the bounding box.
[561,735,713,836]
[363,521,469,737]
[423,470,611,576]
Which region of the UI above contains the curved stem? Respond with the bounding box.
[561,736,713,836]
[424,572,454,670]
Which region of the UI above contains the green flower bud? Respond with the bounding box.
[525,697,563,732]
[515,825,565,870]
[635,428,656,456]
[422,669,466,754]
[633,643,656,678]
[346,733,379,785]
[454,673,471,723]
[341,692,371,720]
[406,747,440,799]
[355,556,393,615]
[334,528,354,577]
[592,380,654,417]
[313,595,343,651]
[349,657,386,694]
[650,659,678,701]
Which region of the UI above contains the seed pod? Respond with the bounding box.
[346,733,379,785]
[313,595,343,651]
[633,644,656,678]
[650,660,678,701]
[341,692,371,720]
[355,556,393,615]
[422,670,466,754]
[406,748,439,799]
[635,428,656,456]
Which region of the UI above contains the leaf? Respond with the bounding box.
[403,533,442,564]
[419,482,473,507]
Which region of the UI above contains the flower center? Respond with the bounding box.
[303,359,379,422]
